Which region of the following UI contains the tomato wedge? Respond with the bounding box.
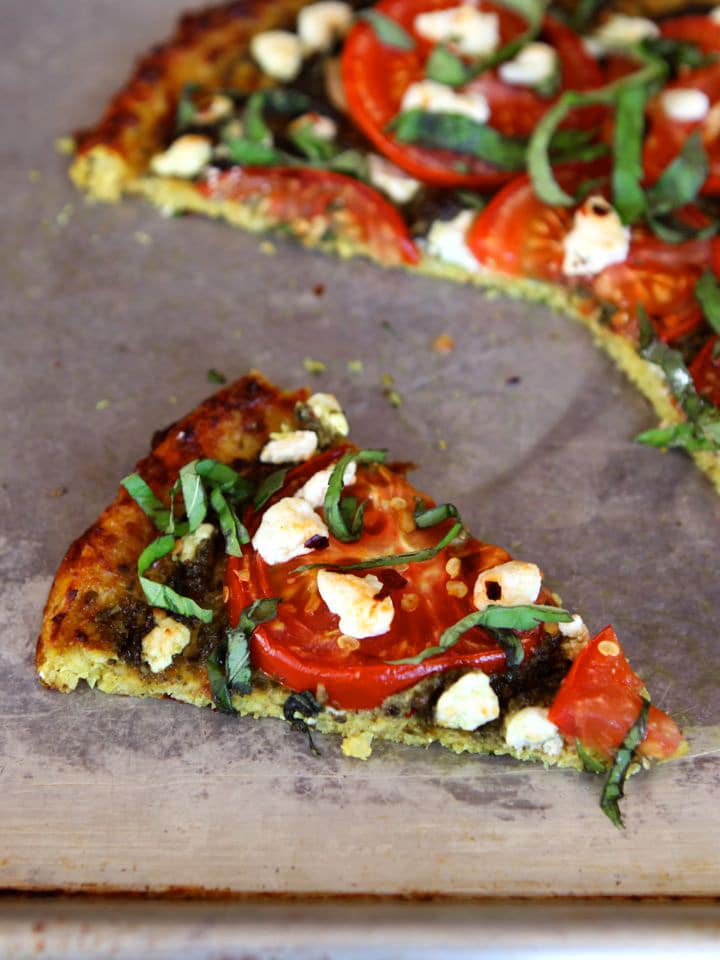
[548,625,685,762]
[342,0,604,188]
[660,13,720,56]
[226,455,549,710]
[198,166,419,266]
[690,335,720,406]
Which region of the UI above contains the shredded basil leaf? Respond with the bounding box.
[223,136,287,166]
[121,474,171,531]
[283,690,323,755]
[612,84,648,225]
[576,739,607,774]
[414,501,461,528]
[207,368,227,384]
[600,699,650,829]
[243,89,311,144]
[695,269,720,336]
[387,603,572,665]
[227,598,281,694]
[566,0,604,31]
[207,649,235,714]
[485,626,525,668]
[323,449,387,542]
[425,45,470,86]
[288,124,338,163]
[646,132,708,218]
[176,83,201,131]
[254,467,289,511]
[138,535,213,622]
[179,461,208,533]
[357,9,415,49]
[209,486,248,556]
[390,110,527,170]
[195,460,254,500]
[642,35,717,73]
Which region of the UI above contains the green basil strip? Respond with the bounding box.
[195,459,254,500]
[176,82,201,131]
[227,598,281,694]
[207,649,235,714]
[414,501,460,528]
[283,690,323,756]
[288,124,339,163]
[486,626,525,668]
[612,84,648,225]
[327,148,370,180]
[576,739,607,774]
[138,535,213,622]
[695,269,720,336]
[210,486,248,556]
[566,0,604,31]
[166,478,188,538]
[643,35,717,73]
[425,45,470,87]
[456,0,547,83]
[387,603,572,665]
[254,467,289,511]
[224,136,288,166]
[243,89,312,143]
[121,474,171,532]
[179,461,207,533]
[635,421,720,452]
[646,211,716,245]
[646,131,708,217]
[600,699,650,829]
[357,9,415,50]
[323,449,388,542]
[390,109,527,170]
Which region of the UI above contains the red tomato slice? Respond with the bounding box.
[341,0,604,188]
[690,335,720,406]
[226,456,549,710]
[467,174,711,342]
[644,64,720,195]
[197,166,419,266]
[548,625,685,762]
[660,13,720,55]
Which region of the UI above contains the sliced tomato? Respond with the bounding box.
[660,13,720,56]
[644,64,720,196]
[197,166,419,266]
[548,625,685,762]
[341,0,604,188]
[690,335,720,406]
[226,455,550,710]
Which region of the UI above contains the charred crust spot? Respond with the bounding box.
[67,588,78,602]
[52,612,65,627]
[74,629,89,645]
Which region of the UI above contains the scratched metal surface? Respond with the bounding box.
[1,0,719,903]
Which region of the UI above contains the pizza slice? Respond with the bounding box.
[67,1,720,491]
[37,372,685,826]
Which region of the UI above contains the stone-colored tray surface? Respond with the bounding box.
[1,0,719,902]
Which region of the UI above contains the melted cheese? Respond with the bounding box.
[413,6,499,57]
[150,135,212,178]
[142,614,191,673]
[260,430,318,464]
[317,570,394,639]
[562,195,630,277]
[435,671,500,730]
[250,30,304,82]
[473,560,542,611]
[252,496,329,565]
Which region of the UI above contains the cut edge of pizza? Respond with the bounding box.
[37,371,686,827]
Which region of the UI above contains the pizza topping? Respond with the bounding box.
[367,154,422,204]
[562,196,630,278]
[260,430,319,464]
[208,598,282,712]
[660,88,710,123]
[298,1,353,54]
[296,461,357,509]
[504,706,563,756]
[400,80,491,124]
[150,134,212,178]
[287,112,339,143]
[497,41,558,91]
[193,94,235,127]
[306,392,350,439]
[587,14,660,55]
[252,496,329,565]
[250,31,304,82]
[424,209,479,271]
[172,522,215,563]
[473,561,542,611]
[434,671,500,730]
[413,6,500,58]
[141,613,191,673]
[316,569,395,638]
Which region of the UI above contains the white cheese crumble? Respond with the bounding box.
[150,135,212,178]
[562,195,630,277]
[260,430,318,464]
[367,154,422,204]
[504,706,563,757]
[424,210,479,272]
[288,112,339,141]
[193,94,234,126]
[414,6,499,57]
[142,614,191,673]
[317,570,394,639]
[660,88,710,123]
[473,560,542,611]
[298,1,353,54]
[558,614,588,640]
[401,80,491,125]
[296,461,357,509]
[498,42,558,88]
[712,7,720,24]
[250,30,304,82]
[588,14,659,53]
[307,392,350,438]
[435,671,500,730]
[172,523,215,563]
[252,496,329,565]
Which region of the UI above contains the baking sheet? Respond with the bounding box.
[2,0,720,900]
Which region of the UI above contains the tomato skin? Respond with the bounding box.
[342,0,604,188]
[690,335,720,406]
[548,625,685,762]
[660,14,720,55]
[226,457,549,710]
[198,166,420,266]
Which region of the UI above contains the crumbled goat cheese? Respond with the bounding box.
[172,523,215,563]
[505,706,563,756]
[473,560,542,611]
[435,671,500,730]
[589,14,659,53]
[150,135,212,178]
[562,195,630,277]
[252,496,329,565]
[401,80,491,125]
[142,614,192,673]
[317,570,394,639]
[307,393,350,438]
[288,112,339,141]
[498,42,557,87]
[414,6,499,57]
[250,30,304,82]
[260,430,319,464]
[367,154,422,204]
[660,88,710,123]
[425,210,479,272]
[298,1,353,54]
[193,94,234,125]
[296,461,357,509]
